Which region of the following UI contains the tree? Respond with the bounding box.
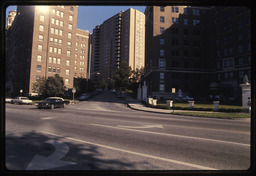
[114,61,131,91]
[32,74,65,98]
[129,67,144,96]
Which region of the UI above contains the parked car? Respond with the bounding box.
[117,91,125,98]
[11,97,33,105]
[5,98,12,103]
[183,96,194,101]
[35,97,69,109]
[78,93,88,101]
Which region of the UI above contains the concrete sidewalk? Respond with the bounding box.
[125,95,194,114]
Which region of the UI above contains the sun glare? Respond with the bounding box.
[36,6,49,13]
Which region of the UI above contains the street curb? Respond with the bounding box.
[126,103,242,120]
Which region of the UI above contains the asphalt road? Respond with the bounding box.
[5,90,251,171]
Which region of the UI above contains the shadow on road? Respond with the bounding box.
[5,131,151,171]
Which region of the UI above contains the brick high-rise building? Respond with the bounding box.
[5,6,89,97]
[90,8,145,81]
[144,6,251,100]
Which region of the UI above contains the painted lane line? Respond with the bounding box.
[41,131,217,170]
[26,139,76,170]
[117,124,164,129]
[41,117,55,120]
[92,124,250,147]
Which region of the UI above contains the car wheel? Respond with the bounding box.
[50,104,54,109]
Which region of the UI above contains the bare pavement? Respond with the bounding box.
[5,90,251,172]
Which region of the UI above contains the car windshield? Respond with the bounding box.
[45,98,57,102]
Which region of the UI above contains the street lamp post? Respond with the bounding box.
[172,88,176,113]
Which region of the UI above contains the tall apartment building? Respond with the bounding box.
[144,6,251,100]
[209,6,251,99]
[144,6,212,100]
[5,5,89,97]
[91,8,145,80]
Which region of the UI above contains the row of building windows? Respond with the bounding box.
[160,6,200,16]
[160,16,201,26]
[160,27,201,35]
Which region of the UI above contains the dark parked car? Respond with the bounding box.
[35,97,69,109]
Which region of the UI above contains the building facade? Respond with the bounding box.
[6,5,89,97]
[6,10,17,29]
[144,6,251,100]
[90,8,145,81]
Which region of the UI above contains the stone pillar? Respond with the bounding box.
[152,99,157,106]
[240,83,251,111]
[166,100,173,108]
[213,101,220,111]
[188,101,195,109]
[142,81,148,102]
[148,98,153,105]
[137,85,142,101]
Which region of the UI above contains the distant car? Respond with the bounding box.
[183,96,194,101]
[11,97,33,105]
[117,91,125,98]
[35,97,69,109]
[78,94,88,101]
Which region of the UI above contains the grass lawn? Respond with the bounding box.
[157,102,242,112]
[173,111,250,119]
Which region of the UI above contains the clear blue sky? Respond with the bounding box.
[6,6,146,33]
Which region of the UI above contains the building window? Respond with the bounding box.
[40,15,45,22]
[51,18,55,24]
[160,27,165,34]
[55,29,58,35]
[36,76,41,81]
[56,10,59,16]
[58,48,61,54]
[172,7,179,13]
[160,49,165,56]
[159,59,166,68]
[160,39,164,45]
[59,30,63,36]
[36,65,41,72]
[56,19,59,25]
[49,57,52,63]
[193,9,200,15]
[66,60,70,66]
[159,84,165,91]
[49,47,53,53]
[184,8,188,14]
[160,16,165,23]
[38,45,43,51]
[160,6,165,12]
[39,25,44,32]
[65,78,69,85]
[37,55,42,62]
[54,47,57,53]
[57,58,61,64]
[160,72,165,80]
[238,45,243,53]
[193,19,200,25]
[57,68,60,73]
[48,66,52,72]
[60,11,64,17]
[69,15,73,21]
[67,50,71,56]
[66,69,70,75]
[70,6,74,12]
[60,21,63,27]
[184,19,188,25]
[39,35,43,41]
[68,24,72,30]
[68,33,72,39]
